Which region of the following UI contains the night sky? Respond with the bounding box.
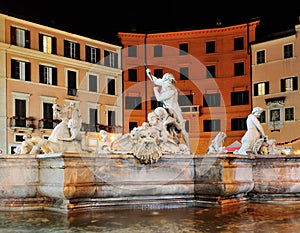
[1,1,300,44]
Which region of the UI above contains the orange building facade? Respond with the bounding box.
[251,24,300,153]
[0,14,123,154]
[118,20,260,154]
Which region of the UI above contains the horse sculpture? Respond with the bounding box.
[15,103,90,154]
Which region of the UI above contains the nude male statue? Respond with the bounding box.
[146,68,190,148]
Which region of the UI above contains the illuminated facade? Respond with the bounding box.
[0,13,123,154]
[118,20,260,154]
[251,24,300,153]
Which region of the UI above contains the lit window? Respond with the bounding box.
[43,35,52,53]
[16,28,25,47]
[258,83,265,95]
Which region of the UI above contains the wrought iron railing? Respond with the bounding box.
[9,116,35,132]
[81,123,122,133]
[38,118,62,130]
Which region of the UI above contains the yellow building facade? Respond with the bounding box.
[251,24,300,153]
[0,13,123,154]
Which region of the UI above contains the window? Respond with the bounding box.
[234,37,244,50]
[260,110,266,123]
[104,50,118,68]
[234,62,244,76]
[89,108,98,131]
[283,44,293,59]
[154,69,163,78]
[88,74,98,92]
[185,120,190,132]
[15,134,26,142]
[86,45,100,63]
[10,26,30,48]
[206,65,216,78]
[39,34,56,54]
[285,107,294,121]
[67,70,77,96]
[43,102,54,129]
[154,45,162,57]
[231,118,247,130]
[128,69,138,81]
[64,40,80,59]
[11,59,30,81]
[128,45,137,57]
[39,65,57,85]
[206,41,215,53]
[254,82,269,96]
[108,110,116,126]
[107,78,115,95]
[151,96,163,109]
[231,91,249,105]
[203,93,220,107]
[125,96,142,109]
[281,76,298,92]
[180,67,189,80]
[204,119,220,132]
[15,99,26,127]
[129,122,138,131]
[179,43,188,55]
[256,50,265,64]
[12,92,30,128]
[178,95,193,106]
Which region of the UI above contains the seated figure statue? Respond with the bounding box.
[234,107,266,155]
[206,132,227,154]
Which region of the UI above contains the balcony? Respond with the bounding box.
[68,88,77,96]
[9,116,35,133]
[181,105,201,115]
[38,118,62,132]
[81,123,123,133]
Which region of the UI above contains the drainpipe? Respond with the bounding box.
[144,34,148,123]
[247,21,253,110]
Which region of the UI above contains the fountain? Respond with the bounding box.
[2,72,300,214]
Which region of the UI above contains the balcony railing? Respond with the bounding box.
[9,116,35,132]
[181,105,201,115]
[38,118,62,131]
[81,123,123,133]
[67,88,77,96]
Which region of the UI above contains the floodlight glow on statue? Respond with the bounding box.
[146,68,190,149]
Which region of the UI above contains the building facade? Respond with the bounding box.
[118,20,260,154]
[0,13,123,154]
[251,25,300,153]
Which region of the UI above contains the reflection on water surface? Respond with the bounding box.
[1,203,300,232]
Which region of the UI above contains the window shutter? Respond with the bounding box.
[25,30,30,48]
[253,83,258,96]
[10,27,16,45]
[281,79,285,92]
[104,50,109,66]
[52,68,57,85]
[39,65,44,83]
[11,59,17,79]
[25,62,31,81]
[293,77,298,90]
[39,34,43,52]
[113,53,118,68]
[52,37,57,54]
[96,48,100,63]
[75,43,80,60]
[64,40,68,57]
[265,82,269,94]
[86,46,91,62]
